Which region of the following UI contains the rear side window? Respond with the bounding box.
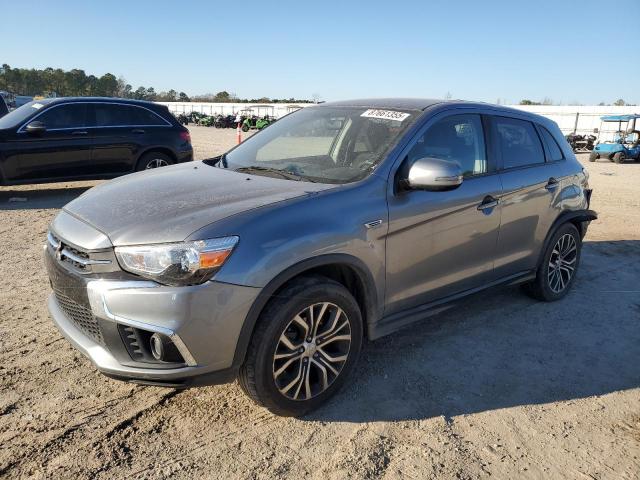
[407,114,487,177]
[91,104,168,127]
[36,103,87,129]
[92,104,130,126]
[128,106,168,126]
[494,117,544,169]
[538,126,564,161]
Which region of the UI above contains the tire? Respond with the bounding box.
[613,152,626,164]
[522,223,582,302]
[588,152,598,162]
[238,275,363,417]
[241,124,250,132]
[136,152,174,171]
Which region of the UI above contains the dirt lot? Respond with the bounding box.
[1,126,639,479]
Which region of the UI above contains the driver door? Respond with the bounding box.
[385,113,502,315]
[10,103,93,181]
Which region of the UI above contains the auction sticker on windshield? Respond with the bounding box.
[361,109,410,122]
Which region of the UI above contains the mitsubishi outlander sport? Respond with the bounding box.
[45,99,596,416]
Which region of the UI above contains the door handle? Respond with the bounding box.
[132,129,145,134]
[545,177,559,191]
[477,195,499,211]
[71,130,88,135]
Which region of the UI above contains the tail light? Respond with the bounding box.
[179,130,191,144]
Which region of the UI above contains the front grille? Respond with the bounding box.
[54,290,105,345]
[47,231,112,273]
[62,244,90,271]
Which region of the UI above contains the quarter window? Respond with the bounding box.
[36,103,86,129]
[495,117,545,169]
[407,114,487,177]
[538,126,564,161]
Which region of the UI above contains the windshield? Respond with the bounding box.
[0,100,51,129]
[214,106,419,184]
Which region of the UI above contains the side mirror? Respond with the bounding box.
[404,157,463,191]
[25,121,46,135]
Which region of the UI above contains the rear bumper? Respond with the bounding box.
[177,148,193,163]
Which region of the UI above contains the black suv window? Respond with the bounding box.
[35,103,87,130]
[494,117,544,169]
[91,103,167,127]
[538,125,564,161]
[128,106,167,126]
[408,114,487,177]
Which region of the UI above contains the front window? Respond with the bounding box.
[35,103,87,130]
[214,106,419,184]
[407,114,487,177]
[0,100,54,129]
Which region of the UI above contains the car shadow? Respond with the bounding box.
[0,186,92,210]
[306,240,640,422]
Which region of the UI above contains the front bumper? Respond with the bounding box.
[46,248,260,387]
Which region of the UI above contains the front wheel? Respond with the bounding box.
[522,223,581,302]
[241,124,250,132]
[588,152,598,162]
[238,276,363,417]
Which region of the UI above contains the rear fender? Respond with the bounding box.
[536,209,597,267]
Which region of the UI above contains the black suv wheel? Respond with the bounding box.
[239,276,363,417]
[522,223,582,301]
[136,151,174,171]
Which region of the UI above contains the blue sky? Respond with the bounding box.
[2,0,638,104]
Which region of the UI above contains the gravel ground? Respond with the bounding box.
[1,126,639,479]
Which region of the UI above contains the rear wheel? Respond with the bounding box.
[613,152,626,164]
[136,152,174,171]
[522,223,581,302]
[238,276,363,417]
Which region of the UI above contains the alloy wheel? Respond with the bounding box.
[547,233,577,293]
[145,158,169,169]
[272,302,352,401]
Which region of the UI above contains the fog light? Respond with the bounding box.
[150,333,170,361]
[148,332,183,363]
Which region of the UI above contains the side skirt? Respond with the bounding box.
[369,270,535,340]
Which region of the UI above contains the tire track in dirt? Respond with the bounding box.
[1,389,179,478]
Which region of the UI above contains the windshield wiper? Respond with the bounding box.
[234,166,316,182]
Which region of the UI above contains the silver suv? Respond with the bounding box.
[45,99,596,416]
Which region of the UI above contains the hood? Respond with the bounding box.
[63,161,334,246]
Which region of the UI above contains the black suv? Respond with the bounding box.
[0,97,192,185]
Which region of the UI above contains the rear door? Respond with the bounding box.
[88,103,171,174]
[385,112,502,315]
[492,115,565,277]
[9,102,93,181]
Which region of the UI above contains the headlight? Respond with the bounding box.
[115,236,239,286]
